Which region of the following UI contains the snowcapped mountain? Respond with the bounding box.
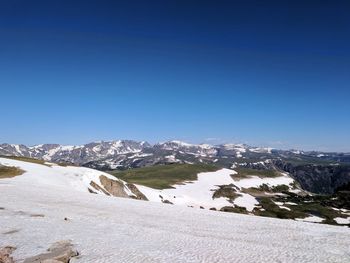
[0,140,282,169]
[0,140,151,165]
[0,140,250,169]
[155,140,218,156]
[1,140,350,195]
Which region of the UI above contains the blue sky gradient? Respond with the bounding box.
[1,0,349,151]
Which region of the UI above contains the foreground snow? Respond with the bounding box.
[0,162,350,262]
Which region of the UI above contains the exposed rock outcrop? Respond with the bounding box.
[91,176,147,200]
[0,246,16,263]
[89,181,110,196]
[99,175,129,198]
[23,240,78,263]
[126,183,148,200]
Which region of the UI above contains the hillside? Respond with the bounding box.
[111,164,350,225]
[110,163,219,189]
[1,157,349,227]
[0,158,349,262]
[0,157,146,201]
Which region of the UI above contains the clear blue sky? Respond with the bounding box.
[1,0,349,151]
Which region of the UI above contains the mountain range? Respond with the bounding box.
[1,140,350,195]
[1,140,349,168]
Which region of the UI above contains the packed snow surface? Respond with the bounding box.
[296,215,325,223]
[138,168,298,212]
[0,157,133,196]
[138,169,237,209]
[0,159,350,262]
[231,173,294,189]
[334,217,350,225]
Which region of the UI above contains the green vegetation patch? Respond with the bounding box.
[253,197,307,219]
[233,168,281,180]
[284,201,347,225]
[0,165,24,179]
[212,185,241,202]
[110,164,219,189]
[251,195,348,225]
[252,183,290,193]
[220,205,248,214]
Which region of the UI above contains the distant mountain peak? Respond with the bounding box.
[1,140,349,171]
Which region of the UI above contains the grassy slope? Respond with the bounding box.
[0,165,24,179]
[110,164,219,189]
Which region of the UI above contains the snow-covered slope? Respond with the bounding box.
[1,161,350,262]
[137,169,236,209]
[131,167,350,225]
[1,157,349,226]
[0,157,139,199]
[137,169,295,211]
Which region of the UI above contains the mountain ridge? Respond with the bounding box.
[1,139,349,169]
[2,140,350,195]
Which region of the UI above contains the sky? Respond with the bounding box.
[0,0,349,151]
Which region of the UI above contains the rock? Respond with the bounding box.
[23,240,78,263]
[89,181,110,196]
[126,183,148,200]
[0,246,16,263]
[99,175,129,198]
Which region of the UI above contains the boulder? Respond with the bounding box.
[23,240,78,263]
[0,246,16,263]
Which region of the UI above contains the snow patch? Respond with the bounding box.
[334,217,350,225]
[296,215,324,223]
[139,169,237,209]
